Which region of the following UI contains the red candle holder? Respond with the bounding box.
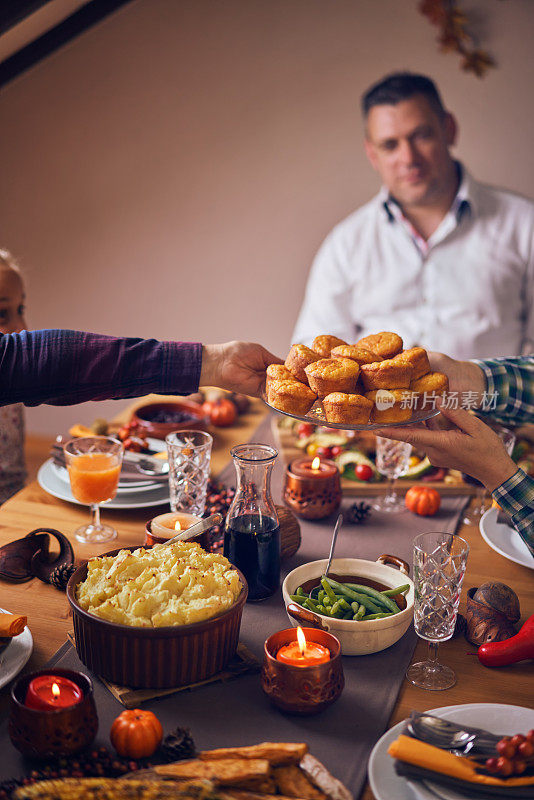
[261,627,344,715]
[283,457,341,520]
[9,669,98,759]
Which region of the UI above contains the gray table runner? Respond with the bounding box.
[0,414,469,798]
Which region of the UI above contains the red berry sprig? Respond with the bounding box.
[485,730,534,777]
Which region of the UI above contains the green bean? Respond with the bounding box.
[335,579,400,613]
[329,600,343,618]
[317,589,326,604]
[290,594,307,603]
[337,597,351,612]
[342,609,354,619]
[381,583,410,597]
[320,577,338,603]
[362,612,394,620]
[296,586,306,597]
[323,595,332,607]
[303,598,322,613]
[316,605,327,615]
[355,603,366,620]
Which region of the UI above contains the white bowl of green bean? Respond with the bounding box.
[282,555,414,655]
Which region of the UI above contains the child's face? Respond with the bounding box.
[0,268,27,334]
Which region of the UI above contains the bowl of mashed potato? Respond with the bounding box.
[67,542,247,689]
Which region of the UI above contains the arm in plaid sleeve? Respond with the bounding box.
[0,330,202,407]
[493,468,534,558]
[472,356,534,424]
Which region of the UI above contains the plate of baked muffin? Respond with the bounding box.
[264,332,447,430]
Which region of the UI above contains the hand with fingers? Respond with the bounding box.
[375,401,518,493]
[200,341,283,398]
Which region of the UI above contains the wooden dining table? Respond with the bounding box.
[0,396,533,799]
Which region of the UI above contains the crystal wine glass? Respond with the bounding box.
[63,436,124,544]
[462,425,516,525]
[372,436,412,513]
[407,531,469,690]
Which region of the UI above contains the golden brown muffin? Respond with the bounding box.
[304,357,360,398]
[311,334,347,358]
[266,364,295,394]
[285,344,322,384]
[267,379,317,415]
[365,389,413,424]
[355,331,403,359]
[322,392,373,425]
[330,345,381,366]
[410,372,449,410]
[392,347,431,381]
[360,358,413,391]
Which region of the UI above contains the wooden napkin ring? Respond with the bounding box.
[0,529,74,584]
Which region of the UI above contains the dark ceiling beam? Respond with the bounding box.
[0,0,134,89]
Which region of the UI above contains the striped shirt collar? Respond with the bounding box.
[381,162,474,255]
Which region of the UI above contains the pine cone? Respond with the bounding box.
[50,563,77,591]
[160,727,196,762]
[347,501,372,525]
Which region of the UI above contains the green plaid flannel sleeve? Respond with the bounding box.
[472,356,534,424]
[493,468,534,558]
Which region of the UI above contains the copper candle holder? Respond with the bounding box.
[261,627,344,715]
[9,669,98,759]
[284,457,341,520]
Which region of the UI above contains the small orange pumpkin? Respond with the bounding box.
[110,709,163,758]
[405,485,441,516]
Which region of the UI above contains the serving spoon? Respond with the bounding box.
[324,513,343,577]
[163,513,223,545]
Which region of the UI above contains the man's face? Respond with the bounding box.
[364,95,457,208]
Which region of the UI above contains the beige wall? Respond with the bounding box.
[1,0,533,434]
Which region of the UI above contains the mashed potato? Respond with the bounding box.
[76,542,242,627]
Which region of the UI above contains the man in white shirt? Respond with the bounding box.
[292,72,534,359]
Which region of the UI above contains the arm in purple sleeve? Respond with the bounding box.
[0,329,202,407]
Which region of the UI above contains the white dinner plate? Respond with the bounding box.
[368,703,534,800]
[0,609,33,690]
[480,507,534,570]
[38,460,170,509]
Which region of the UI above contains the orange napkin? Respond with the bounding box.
[0,613,27,637]
[388,735,534,789]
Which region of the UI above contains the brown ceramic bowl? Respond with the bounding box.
[131,399,209,439]
[67,547,248,689]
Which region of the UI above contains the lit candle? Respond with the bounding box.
[289,456,338,480]
[276,626,331,667]
[25,675,83,711]
[148,511,201,542]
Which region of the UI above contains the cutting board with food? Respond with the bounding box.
[273,418,534,497]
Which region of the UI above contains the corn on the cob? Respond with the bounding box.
[13,778,212,799]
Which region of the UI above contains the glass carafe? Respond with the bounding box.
[224,444,280,602]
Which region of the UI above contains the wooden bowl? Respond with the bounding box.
[131,400,209,439]
[67,547,248,689]
[282,556,414,655]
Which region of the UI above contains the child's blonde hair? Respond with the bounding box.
[0,249,21,274]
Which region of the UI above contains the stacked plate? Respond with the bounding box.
[37,438,170,509]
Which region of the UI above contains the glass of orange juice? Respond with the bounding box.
[63,436,124,543]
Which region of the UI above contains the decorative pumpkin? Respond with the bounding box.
[202,398,237,427]
[110,709,163,759]
[405,485,441,516]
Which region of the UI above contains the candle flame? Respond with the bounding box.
[296,626,307,656]
[51,683,60,699]
[174,520,182,532]
[311,457,320,471]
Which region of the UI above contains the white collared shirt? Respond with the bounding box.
[292,167,534,359]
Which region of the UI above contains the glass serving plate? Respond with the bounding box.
[262,391,440,431]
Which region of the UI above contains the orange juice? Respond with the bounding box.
[67,452,121,504]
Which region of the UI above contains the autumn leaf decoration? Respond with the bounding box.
[418,0,500,77]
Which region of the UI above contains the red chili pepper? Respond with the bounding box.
[478,614,534,667]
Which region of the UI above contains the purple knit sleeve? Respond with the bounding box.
[0,330,202,407]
